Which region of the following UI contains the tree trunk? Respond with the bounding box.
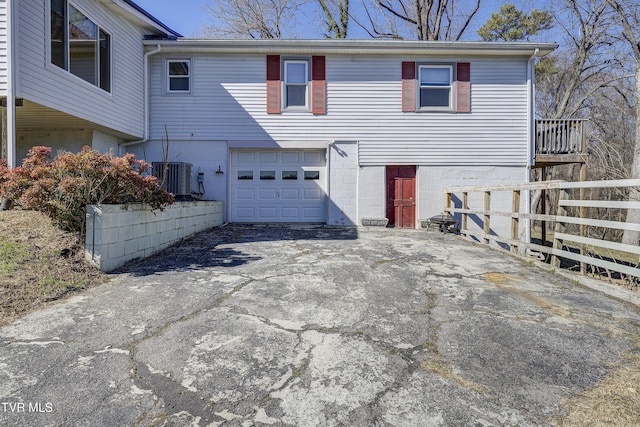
[622,66,640,245]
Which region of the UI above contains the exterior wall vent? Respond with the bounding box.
[152,162,192,198]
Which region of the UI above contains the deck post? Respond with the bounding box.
[552,188,569,268]
[579,163,587,275]
[462,191,468,235]
[511,190,520,253]
[484,191,491,244]
[541,167,547,249]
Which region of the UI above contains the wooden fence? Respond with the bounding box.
[444,179,640,280]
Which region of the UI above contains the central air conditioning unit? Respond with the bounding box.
[152,162,192,199]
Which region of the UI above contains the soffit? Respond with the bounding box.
[12,100,138,140]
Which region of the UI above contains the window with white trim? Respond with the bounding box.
[284,60,309,109]
[419,65,453,109]
[167,60,191,92]
[50,0,111,92]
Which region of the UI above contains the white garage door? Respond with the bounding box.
[230,150,327,222]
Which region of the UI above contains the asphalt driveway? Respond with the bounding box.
[1,224,639,426]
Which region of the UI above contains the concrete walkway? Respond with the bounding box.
[1,225,639,426]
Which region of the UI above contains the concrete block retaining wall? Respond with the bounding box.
[85,201,224,272]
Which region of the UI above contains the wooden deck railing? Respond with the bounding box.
[535,119,587,155]
[444,179,640,280]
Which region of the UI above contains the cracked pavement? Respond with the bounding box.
[1,224,639,426]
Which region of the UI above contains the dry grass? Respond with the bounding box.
[0,209,105,326]
[553,353,640,426]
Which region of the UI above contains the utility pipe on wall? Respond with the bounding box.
[525,48,539,246]
[118,44,162,155]
[6,0,16,168]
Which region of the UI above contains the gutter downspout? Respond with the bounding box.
[525,48,539,247]
[118,44,162,155]
[6,0,16,168]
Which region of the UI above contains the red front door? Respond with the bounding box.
[386,166,416,228]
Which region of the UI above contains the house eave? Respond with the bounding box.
[142,39,558,57]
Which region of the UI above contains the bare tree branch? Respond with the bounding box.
[201,0,306,39]
[317,0,350,38]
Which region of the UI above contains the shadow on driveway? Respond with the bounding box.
[117,224,359,276]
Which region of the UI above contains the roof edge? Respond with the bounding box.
[120,0,182,38]
[142,39,557,56]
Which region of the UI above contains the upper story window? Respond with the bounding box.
[266,55,326,114]
[50,0,111,92]
[167,60,190,92]
[283,60,308,109]
[418,65,453,109]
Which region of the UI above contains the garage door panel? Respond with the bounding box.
[235,207,255,219]
[258,207,277,219]
[280,188,300,200]
[304,151,325,165]
[259,152,278,163]
[303,188,323,200]
[281,207,300,218]
[281,152,300,163]
[231,149,327,223]
[236,152,255,164]
[235,188,255,200]
[259,188,278,200]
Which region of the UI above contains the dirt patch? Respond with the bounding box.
[553,352,640,426]
[0,209,105,326]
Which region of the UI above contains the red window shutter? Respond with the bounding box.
[402,62,416,112]
[266,55,281,114]
[311,56,326,114]
[456,62,471,113]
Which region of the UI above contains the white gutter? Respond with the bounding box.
[527,48,539,170]
[525,48,539,246]
[143,39,559,57]
[119,44,162,155]
[6,0,16,168]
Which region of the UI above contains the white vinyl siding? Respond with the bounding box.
[16,0,146,137]
[149,54,529,166]
[0,0,7,94]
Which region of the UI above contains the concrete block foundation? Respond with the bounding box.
[85,201,224,272]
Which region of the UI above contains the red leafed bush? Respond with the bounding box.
[0,146,174,235]
[0,158,8,188]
